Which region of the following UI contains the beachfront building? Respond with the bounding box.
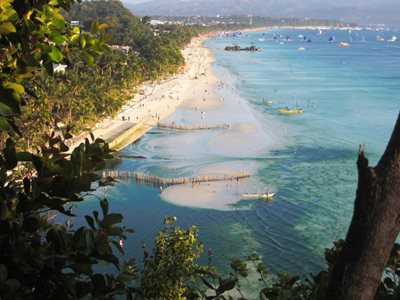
[70,20,80,28]
[109,45,131,55]
[53,64,68,74]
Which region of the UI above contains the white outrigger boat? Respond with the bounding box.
[240,192,275,200]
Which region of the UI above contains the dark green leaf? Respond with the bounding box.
[3,138,17,170]
[82,52,94,67]
[23,216,40,233]
[125,228,134,233]
[0,202,10,220]
[49,34,67,44]
[48,46,63,62]
[0,117,12,132]
[100,199,108,217]
[260,289,269,300]
[0,264,8,282]
[92,274,106,296]
[201,278,215,290]
[43,58,54,75]
[16,152,33,161]
[103,213,123,228]
[217,278,237,294]
[69,263,93,276]
[0,87,21,116]
[0,22,16,35]
[85,215,96,231]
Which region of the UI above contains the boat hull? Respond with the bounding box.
[240,193,275,200]
[278,109,304,114]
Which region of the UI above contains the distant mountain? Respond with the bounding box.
[124,0,400,25]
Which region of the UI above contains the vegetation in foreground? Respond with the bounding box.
[0,0,399,299]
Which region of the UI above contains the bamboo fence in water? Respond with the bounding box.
[102,170,250,187]
[157,122,229,131]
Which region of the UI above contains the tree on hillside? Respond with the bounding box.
[327,113,400,299]
[141,15,151,24]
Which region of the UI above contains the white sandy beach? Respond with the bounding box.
[68,36,216,151]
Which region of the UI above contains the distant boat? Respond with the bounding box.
[258,37,265,42]
[279,108,304,114]
[306,38,312,44]
[388,35,397,42]
[285,36,293,42]
[328,36,335,43]
[241,192,275,200]
[263,99,273,105]
[298,47,306,51]
[338,42,350,47]
[377,35,385,41]
[317,29,323,35]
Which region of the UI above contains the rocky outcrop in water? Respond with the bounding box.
[224,45,260,51]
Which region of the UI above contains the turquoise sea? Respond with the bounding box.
[73,29,400,277]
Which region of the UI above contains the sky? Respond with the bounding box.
[124,0,149,3]
[122,0,397,5]
[121,0,400,24]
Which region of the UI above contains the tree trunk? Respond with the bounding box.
[327,112,400,300]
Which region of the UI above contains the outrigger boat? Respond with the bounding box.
[240,192,275,200]
[279,108,304,114]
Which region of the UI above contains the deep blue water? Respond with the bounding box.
[71,28,400,277]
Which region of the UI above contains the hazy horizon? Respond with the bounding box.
[122,0,398,6]
[122,0,400,24]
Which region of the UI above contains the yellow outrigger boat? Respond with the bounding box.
[278,108,304,114]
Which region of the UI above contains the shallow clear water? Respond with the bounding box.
[74,28,400,276]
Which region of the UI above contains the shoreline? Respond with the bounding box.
[67,26,358,152]
[68,35,215,151]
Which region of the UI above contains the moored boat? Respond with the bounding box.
[279,108,304,114]
[377,35,385,42]
[263,99,273,105]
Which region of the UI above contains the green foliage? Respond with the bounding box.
[0,1,134,298]
[138,216,210,299]
[0,0,109,139]
[0,131,139,298]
